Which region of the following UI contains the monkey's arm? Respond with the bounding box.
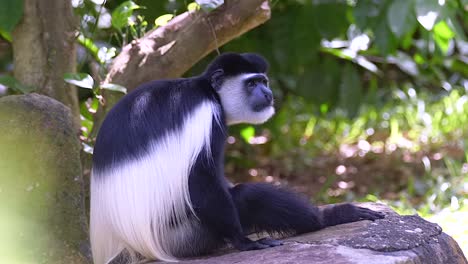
[188,120,271,251]
[189,170,269,250]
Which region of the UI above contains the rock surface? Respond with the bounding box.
[158,203,467,264]
[0,94,88,263]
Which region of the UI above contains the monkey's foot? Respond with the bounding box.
[257,237,283,247]
[232,237,282,251]
[356,207,385,221]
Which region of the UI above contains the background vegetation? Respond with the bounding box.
[0,0,467,256]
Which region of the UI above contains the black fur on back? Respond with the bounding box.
[92,77,219,173]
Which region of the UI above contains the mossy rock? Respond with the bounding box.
[0,94,89,263]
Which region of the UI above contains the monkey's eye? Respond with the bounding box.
[247,80,256,91]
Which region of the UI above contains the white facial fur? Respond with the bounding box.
[217,73,275,125]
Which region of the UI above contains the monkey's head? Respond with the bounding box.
[205,53,275,125]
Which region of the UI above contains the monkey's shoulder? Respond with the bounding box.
[93,78,223,171]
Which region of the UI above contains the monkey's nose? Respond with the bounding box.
[262,89,273,102]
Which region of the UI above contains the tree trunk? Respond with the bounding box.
[12,0,79,122]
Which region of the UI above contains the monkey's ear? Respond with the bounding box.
[211,69,224,91]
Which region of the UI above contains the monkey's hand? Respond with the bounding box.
[231,237,282,251]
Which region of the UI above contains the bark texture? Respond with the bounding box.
[12,0,79,120]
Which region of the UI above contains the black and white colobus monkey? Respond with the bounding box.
[90,53,384,264]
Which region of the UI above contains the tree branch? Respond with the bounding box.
[105,0,271,90]
[92,0,271,137]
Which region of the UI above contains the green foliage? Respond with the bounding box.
[64,73,94,89]
[240,126,255,143]
[387,0,417,38]
[339,64,361,118]
[111,1,143,31]
[100,83,127,94]
[0,75,34,94]
[0,0,23,41]
[154,14,174,27]
[33,0,468,230]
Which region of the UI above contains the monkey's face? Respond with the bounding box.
[216,73,275,126]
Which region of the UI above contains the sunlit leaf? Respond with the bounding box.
[77,34,103,64]
[195,0,224,12]
[434,20,455,39]
[413,53,425,64]
[97,47,117,64]
[111,1,143,30]
[64,73,94,89]
[155,14,174,27]
[415,0,441,31]
[354,56,380,74]
[187,2,200,12]
[320,48,354,60]
[82,142,94,154]
[101,83,127,94]
[387,0,417,38]
[0,75,35,93]
[0,0,23,42]
[240,126,255,143]
[433,20,455,54]
[388,52,419,76]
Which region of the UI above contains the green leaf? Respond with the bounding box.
[0,29,11,42]
[297,57,340,106]
[64,73,94,89]
[312,3,349,39]
[373,16,398,55]
[77,34,102,64]
[387,0,417,38]
[434,20,455,39]
[195,0,224,12]
[415,0,441,30]
[101,83,127,94]
[187,2,200,12]
[111,1,143,30]
[433,20,455,54]
[353,0,385,30]
[240,126,255,143]
[339,64,362,118]
[155,14,174,27]
[0,75,35,94]
[447,17,467,41]
[0,0,23,41]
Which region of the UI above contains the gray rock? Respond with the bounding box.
[0,94,88,263]
[156,203,467,264]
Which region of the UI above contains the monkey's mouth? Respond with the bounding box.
[253,101,274,112]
